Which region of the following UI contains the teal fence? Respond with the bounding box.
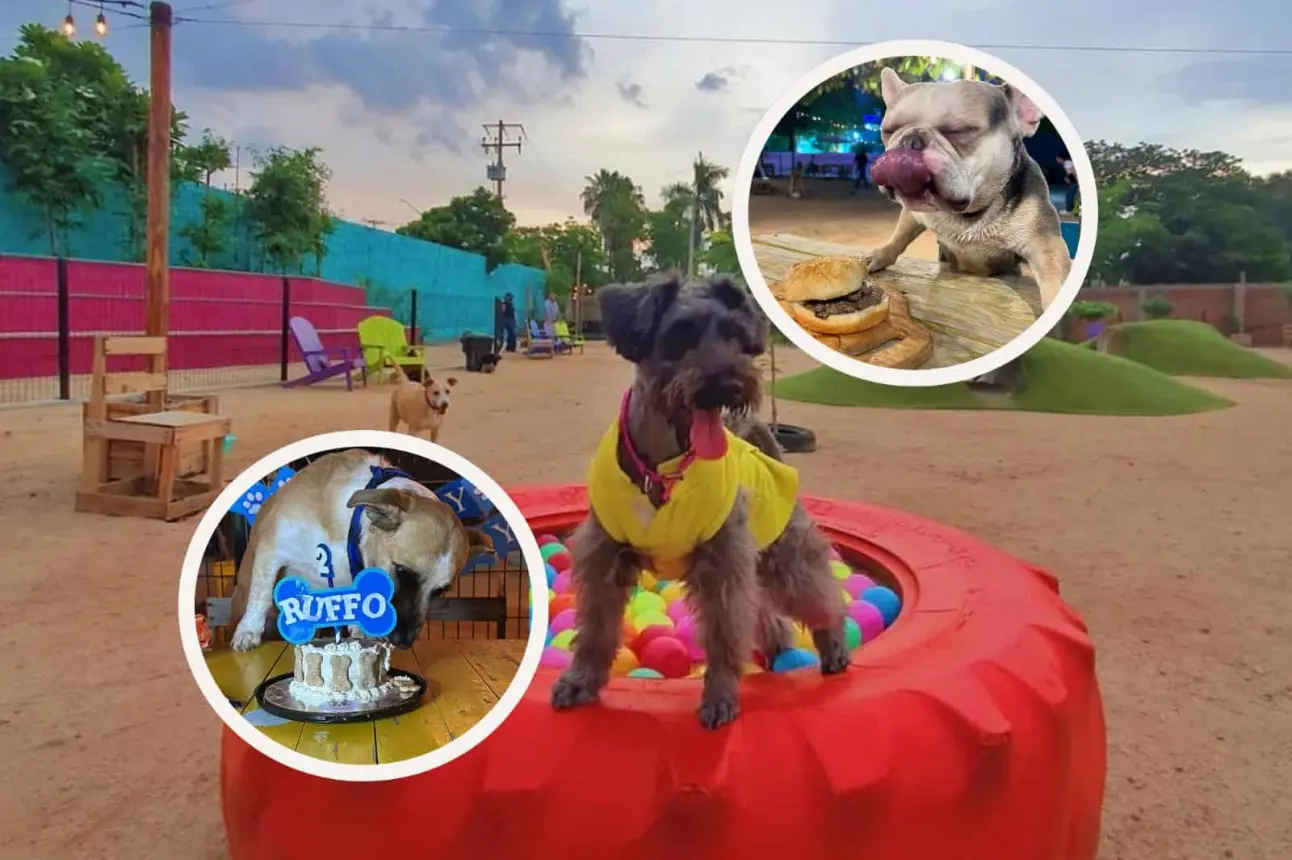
[0,171,547,342]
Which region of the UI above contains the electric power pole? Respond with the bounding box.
[480,120,527,201]
[144,1,173,409]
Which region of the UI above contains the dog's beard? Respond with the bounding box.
[657,367,761,461]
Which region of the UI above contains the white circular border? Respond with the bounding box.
[176,430,550,783]
[733,39,1099,388]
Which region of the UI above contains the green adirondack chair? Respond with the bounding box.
[358,315,427,382]
[554,320,585,354]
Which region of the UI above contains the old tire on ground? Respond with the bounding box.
[771,422,816,454]
[221,485,1106,860]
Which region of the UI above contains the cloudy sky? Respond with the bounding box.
[2,0,1287,228]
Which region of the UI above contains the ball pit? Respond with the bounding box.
[221,486,1107,860]
[533,532,905,678]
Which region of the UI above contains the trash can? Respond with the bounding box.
[461,333,497,372]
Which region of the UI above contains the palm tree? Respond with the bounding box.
[690,154,729,233]
[580,169,646,281]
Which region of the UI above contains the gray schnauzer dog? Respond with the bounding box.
[550,274,850,729]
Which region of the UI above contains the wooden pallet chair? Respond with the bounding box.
[76,336,232,521]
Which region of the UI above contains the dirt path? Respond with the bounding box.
[1,343,1290,860]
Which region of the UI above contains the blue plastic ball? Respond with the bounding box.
[771,647,820,673]
[544,563,558,589]
[545,629,553,646]
[860,586,902,627]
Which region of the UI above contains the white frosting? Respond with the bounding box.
[289,638,396,705]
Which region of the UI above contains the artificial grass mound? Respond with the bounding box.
[1097,319,1292,379]
[773,337,1234,416]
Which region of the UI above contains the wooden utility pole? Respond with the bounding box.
[480,120,526,201]
[145,1,173,408]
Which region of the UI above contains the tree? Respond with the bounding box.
[179,129,233,187]
[644,182,692,271]
[397,187,515,270]
[503,219,609,301]
[177,194,232,267]
[581,169,647,282]
[698,230,742,280]
[244,146,335,274]
[0,27,114,255]
[1087,141,1291,284]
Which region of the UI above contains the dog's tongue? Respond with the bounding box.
[871,149,932,195]
[689,409,728,460]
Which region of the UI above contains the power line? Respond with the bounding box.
[166,17,1290,57]
[67,0,149,22]
[175,0,270,14]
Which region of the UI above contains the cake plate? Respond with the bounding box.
[253,669,428,724]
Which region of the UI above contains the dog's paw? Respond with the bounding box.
[229,624,263,652]
[813,629,851,675]
[550,670,601,710]
[698,689,740,730]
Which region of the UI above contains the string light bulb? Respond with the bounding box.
[61,11,76,38]
[95,10,108,37]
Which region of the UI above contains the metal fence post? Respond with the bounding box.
[279,276,291,382]
[409,289,419,344]
[56,256,70,400]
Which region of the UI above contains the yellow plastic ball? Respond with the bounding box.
[629,591,667,619]
[632,610,673,633]
[791,624,814,650]
[659,581,686,605]
[829,560,851,581]
[743,662,764,675]
[840,588,853,604]
[612,646,639,677]
[639,571,658,593]
[688,664,707,679]
[550,629,576,650]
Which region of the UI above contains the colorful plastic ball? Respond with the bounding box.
[828,545,842,561]
[791,624,815,651]
[544,629,553,646]
[550,608,578,636]
[659,581,686,605]
[544,563,558,589]
[743,662,764,675]
[612,646,639,676]
[674,615,705,662]
[828,560,851,581]
[548,593,576,620]
[539,543,565,562]
[861,586,902,627]
[771,648,820,673]
[629,591,667,619]
[843,616,862,650]
[552,571,574,595]
[620,617,636,643]
[550,629,576,650]
[666,600,691,623]
[537,534,561,546]
[845,573,876,599]
[840,588,853,604]
[640,636,691,679]
[847,599,885,644]
[631,624,677,655]
[627,668,664,680]
[540,646,572,669]
[638,571,658,592]
[631,610,673,633]
[548,552,573,574]
[688,665,707,679]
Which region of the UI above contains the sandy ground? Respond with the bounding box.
[1,342,1291,860]
[748,177,941,258]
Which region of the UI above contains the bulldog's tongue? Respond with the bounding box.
[689,409,728,460]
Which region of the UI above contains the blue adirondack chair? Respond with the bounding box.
[525,320,555,359]
[282,316,366,390]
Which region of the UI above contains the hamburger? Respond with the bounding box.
[772,257,889,336]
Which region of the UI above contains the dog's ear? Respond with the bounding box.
[879,66,908,106]
[445,377,458,387]
[707,275,768,355]
[597,276,682,363]
[1002,84,1043,137]
[463,527,496,557]
[421,377,435,389]
[346,488,415,531]
[707,275,749,311]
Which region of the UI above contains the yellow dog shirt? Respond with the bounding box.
[586,418,800,581]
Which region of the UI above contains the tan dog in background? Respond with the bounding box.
[228,449,494,650]
[389,375,457,442]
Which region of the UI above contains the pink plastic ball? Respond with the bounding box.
[828,545,842,561]
[548,551,573,572]
[539,646,572,670]
[674,615,705,662]
[845,573,877,599]
[639,636,692,679]
[666,599,691,623]
[537,534,561,546]
[847,600,885,644]
[550,608,577,636]
[552,571,574,595]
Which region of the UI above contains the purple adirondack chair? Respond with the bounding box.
[282,316,365,390]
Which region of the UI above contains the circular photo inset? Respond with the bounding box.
[178,430,548,782]
[733,39,1098,387]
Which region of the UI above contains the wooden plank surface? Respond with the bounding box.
[752,233,1044,368]
[205,638,527,765]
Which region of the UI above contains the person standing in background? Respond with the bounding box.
[500,293,518,352]
[543,291,559,338]
[852,146,870,193]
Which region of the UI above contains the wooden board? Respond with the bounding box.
[753,233,1043,369]
[204,638,526,765]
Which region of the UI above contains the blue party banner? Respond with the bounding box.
[230,466,297,525]
[273,568,397,645]
[434,478,494,520]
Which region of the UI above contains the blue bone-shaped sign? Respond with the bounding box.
[435,478,494,520]
[273,568,397,645]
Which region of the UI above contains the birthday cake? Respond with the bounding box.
[289,637,399,704]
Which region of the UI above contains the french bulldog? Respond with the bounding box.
[867,67,1072,309]
[228,449,494,650]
